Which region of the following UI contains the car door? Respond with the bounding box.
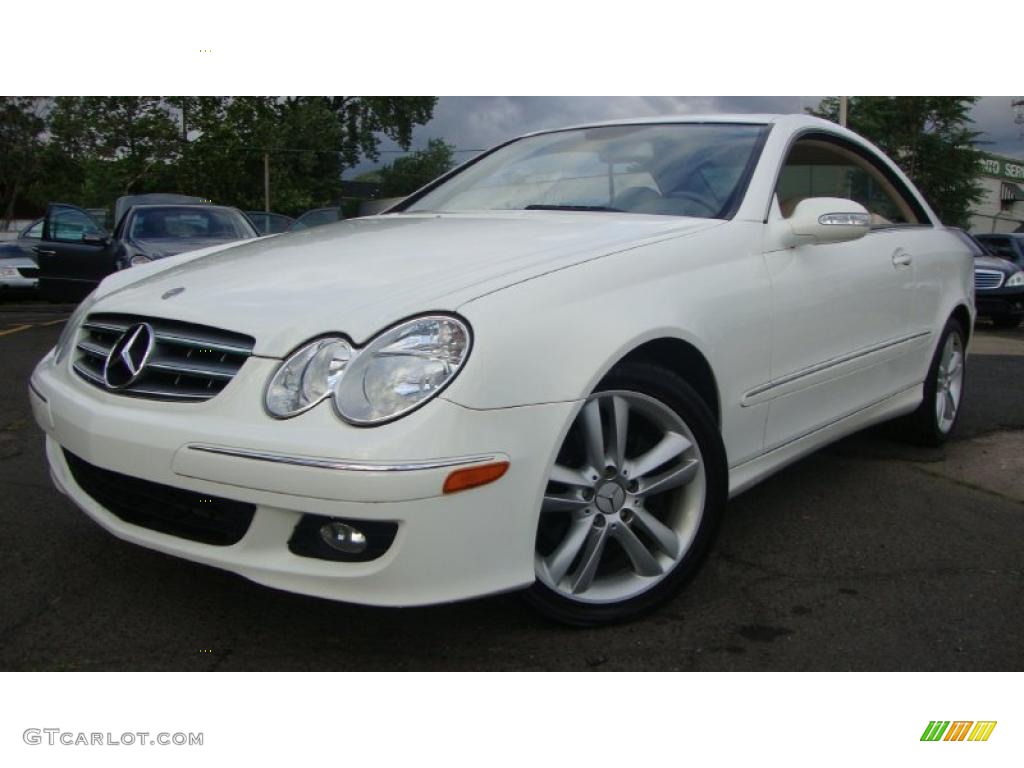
[758,135,928,450]
[38,204,115,301]
[16,218,43,260]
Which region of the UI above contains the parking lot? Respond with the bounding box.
[0,299,1021,671]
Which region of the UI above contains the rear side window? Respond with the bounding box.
[776,136,925,227]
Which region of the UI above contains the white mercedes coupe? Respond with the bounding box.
[30,114,974,624]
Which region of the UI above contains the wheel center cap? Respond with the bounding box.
[594,481,626,514]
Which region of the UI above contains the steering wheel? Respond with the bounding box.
[667,190,721,217]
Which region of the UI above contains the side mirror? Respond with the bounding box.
[82,233,110,246]
[778,197,870,248]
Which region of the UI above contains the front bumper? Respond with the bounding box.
[975,286,1024,319]
[30,350,577,606]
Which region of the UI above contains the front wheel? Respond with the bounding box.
[525,363,727,625]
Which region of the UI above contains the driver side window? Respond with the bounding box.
[776,138,921,227]
[47,207,105,243]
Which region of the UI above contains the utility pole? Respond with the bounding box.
[264,152,270,212]
[839,96,849,128]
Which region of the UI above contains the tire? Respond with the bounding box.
[899,318,966,446]
[992,315,1022,329]
[525,362,727,625]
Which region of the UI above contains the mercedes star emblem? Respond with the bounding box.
[103,323,155,389]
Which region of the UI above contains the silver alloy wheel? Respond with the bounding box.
[935,332,965,434]
[535,390,706,604]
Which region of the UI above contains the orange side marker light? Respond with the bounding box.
[443,461,510,494]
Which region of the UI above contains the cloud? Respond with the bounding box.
[347,96,1024,176]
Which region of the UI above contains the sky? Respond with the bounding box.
[347,96,1024,177]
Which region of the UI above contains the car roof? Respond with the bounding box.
[126,204,240,213]
[519,113,833,138]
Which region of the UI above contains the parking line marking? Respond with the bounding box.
[0,317,69,337]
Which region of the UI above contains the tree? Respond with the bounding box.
[374,138,456,197]
[0,98,46,225]
[306,97,438,169]
[810,97,985,227]
[12,96,440,218]
[178,97,438,214]
[47,97,181,203]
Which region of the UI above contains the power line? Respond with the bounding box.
[183,145,485,155]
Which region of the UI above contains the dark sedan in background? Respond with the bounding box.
[974,256,1024,327]
[37,197,258,301]
[288,206,342,231]
[954,229,1024,328]
[975,233,1024,266]
[245,211,295,235]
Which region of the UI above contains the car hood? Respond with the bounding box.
[974,255,1020,274]
[130,236,251,259]
[0,243,31,261]
[0,253,37,268]
[94,211,721,356]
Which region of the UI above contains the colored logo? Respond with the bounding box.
[921,721,997,742]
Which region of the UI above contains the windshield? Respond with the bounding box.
[404,123,769,219]
[128,207,257,240]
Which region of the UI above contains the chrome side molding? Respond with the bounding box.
[186,444,501,473]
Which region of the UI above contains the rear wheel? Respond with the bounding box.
[900,318,966,446]
[525,363,727,625]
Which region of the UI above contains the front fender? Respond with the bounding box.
[443,221,773,466]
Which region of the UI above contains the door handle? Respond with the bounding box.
[34,247,56,256]
[891,250,912,268]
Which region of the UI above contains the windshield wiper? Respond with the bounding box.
[524,204,624,213]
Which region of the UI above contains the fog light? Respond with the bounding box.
[319,521,368,554]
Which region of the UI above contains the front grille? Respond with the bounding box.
[974,269,1005,290]
[63,449,256,546]
[17,267,39,278]
[73,313,255,402]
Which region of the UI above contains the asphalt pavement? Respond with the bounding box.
[1,300,1021,670]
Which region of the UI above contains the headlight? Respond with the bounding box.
[334,315,471,425]
[54,290,99,364]
[130,254,152,266]
[0,266,18,278]
[265,338,353,418]
[1007,271,1024,287]
[265,315,471,425]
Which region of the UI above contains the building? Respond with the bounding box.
[969,153,1024,233]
